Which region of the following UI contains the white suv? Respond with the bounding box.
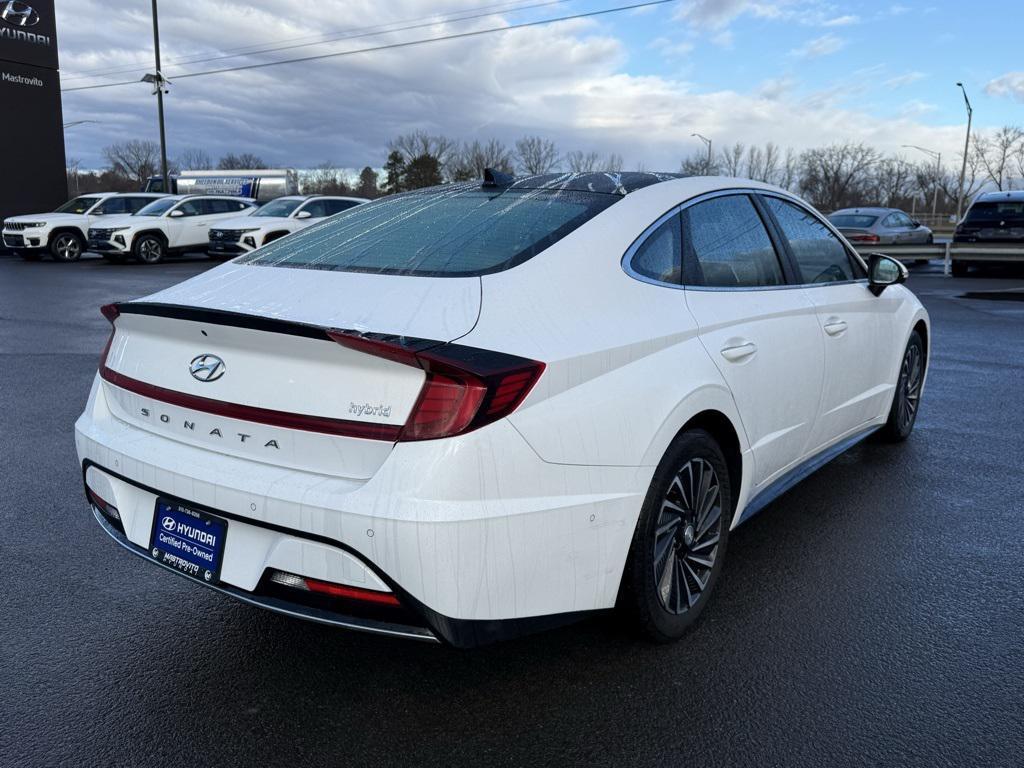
[207,195,367,257]
[87,195,257,264]
[2,193,167,262]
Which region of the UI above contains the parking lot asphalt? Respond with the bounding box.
[2,254,1023,767]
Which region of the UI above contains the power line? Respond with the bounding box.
[63,0,678,93]
[61,0,573,82]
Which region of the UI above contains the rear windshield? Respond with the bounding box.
[241,184,619,276]
[965,201,1024,224]
[828,214,878,228]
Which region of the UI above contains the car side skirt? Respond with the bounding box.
[738,425,880,526]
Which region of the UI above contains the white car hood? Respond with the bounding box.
[5,212,85,225]
[137,261,481,342]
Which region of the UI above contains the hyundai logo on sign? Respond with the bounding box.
[189,354,226,383]
[161,516,177,531]
[0,1,40,27]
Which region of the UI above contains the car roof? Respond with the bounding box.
[829,207,895,216]
[474,171,686,196]
[976,190,1024,202]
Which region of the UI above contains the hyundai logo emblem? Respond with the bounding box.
[161,515,177,531]
[0,1,40,27]
[189,353,226,382]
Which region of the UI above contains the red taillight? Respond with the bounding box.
[327,330,544,442]
[848,233,880,243]
[269,570,401,606]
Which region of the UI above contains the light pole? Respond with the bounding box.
[903,144,942,219]
[144,0,170,193]
[954,82,973,223]
[691,133,712,174]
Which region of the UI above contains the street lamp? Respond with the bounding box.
[954,82,973,224]
[143,0,170,194]
[691,133,712,174]
[902,144,942,219]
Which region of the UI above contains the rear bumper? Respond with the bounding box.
[75,374,645,645]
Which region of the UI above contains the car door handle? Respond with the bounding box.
[823,319,848,336]
[720,341,757,362]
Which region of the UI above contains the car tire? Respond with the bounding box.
[19,251,43,262]
[133,234,166,264]
[619,429,731,642]
[49,232,84,262]
[880,330,925,443]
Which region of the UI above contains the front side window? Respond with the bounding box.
[763,197,856,284]
[136,198,178,217]
[629,213,681,284]
[175,200,203,217]
[254,198,301,218]
[125,197,157,214]
[684,195,783,288]
[55,196,102,214]
[242,185,619,277]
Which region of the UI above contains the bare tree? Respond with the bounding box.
[301,162,350,195]
[745,143,781,183]
[103,139,160,185]
[778,147,800,191]
[720,142,745,177]
[566,150,600,172]
[218,152,266,170]
[799,142,879,210]
[680,149,718,176]
[871,156,916,207]
[515,136,559,175]
[176,148,212,170]
[449,139,514,181]
[605,153,625,172]
[389,131,458,174]
[975,126,1024,190]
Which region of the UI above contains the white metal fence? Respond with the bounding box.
[853,243,1024,275]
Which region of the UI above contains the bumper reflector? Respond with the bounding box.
[268,570,401,606]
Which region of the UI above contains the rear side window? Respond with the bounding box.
[94,197,129,215]
[763,197,856,284]
[242,186,618,276]
[629,214,681,284]
[684,195,783,288]
[302,199,360,218]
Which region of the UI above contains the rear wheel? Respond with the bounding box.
[49,232,84,262]
[880,331,925,442]
[133,234,166,264]
[619,429,731,642]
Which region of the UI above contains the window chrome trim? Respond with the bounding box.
[620,204,684,290]
[619,185,869,291]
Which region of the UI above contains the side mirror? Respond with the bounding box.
[912,220,922,228]
[295,210,313,219]
[867,253,907,296]
[168,209,184,218]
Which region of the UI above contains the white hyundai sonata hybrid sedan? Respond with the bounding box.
[76,172,929,647]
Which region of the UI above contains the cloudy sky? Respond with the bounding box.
[57,0,1024,172]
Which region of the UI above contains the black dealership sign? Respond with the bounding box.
[0,0,66,232]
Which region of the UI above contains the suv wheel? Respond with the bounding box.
[880,330,925,442]
[619,429,731,642]
[50,232,84,262]
[133,234,166,264]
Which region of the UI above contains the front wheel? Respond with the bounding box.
[880,331,925,442]
[133,234,166,264]
[619,429,731,642]
[49,232,84,262]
